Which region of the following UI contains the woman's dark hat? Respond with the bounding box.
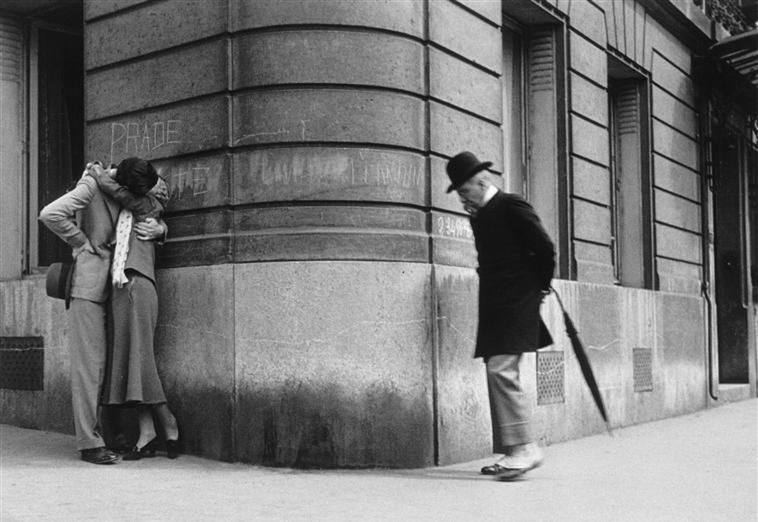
[445,151,493,193]
[45,262,75,309]
[116,157,158,196]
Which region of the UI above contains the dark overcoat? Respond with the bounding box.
[471,191,555,358]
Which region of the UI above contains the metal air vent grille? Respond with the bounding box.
[0,337,44,391]
[633,348,653,392]
[537,351,564,405]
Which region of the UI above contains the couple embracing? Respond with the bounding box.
[40,158,180,464]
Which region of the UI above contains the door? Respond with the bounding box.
[712,127,750,384]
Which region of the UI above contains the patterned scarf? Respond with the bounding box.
[111,209,133,288]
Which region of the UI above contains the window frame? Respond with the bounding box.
[502,16,528,198]
[607,52,655,289]
[23,19,83,274]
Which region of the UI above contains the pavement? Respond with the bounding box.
[1,399,756,522]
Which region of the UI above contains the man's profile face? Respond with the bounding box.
[456,176,486,214]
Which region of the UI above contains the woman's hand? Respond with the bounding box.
[86,161,117,179]
[134,218,166,241]
[149,178,169,203]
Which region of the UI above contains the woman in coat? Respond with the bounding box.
[89,158,181,460]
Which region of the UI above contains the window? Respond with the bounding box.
[502,23,526,196]
[0,17,25,280]
[608,55,653,288]
[35,25,84,268]
[502,17,568,277]
[0,2,83,279]
[526,25,567,278]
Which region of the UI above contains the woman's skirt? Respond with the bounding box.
[102,272,166,405]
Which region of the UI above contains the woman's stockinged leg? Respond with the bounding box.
[123,405,159,460]
[153,403,179,441]
[152,403,181,458]
[135,405,157,449]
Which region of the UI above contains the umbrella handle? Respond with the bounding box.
[549,286,567,314]
[550,286,573,334]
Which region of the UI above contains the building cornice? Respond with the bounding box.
[637,0,716,52]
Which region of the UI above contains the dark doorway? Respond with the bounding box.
[36,23,84,267]
[712,127,750,384]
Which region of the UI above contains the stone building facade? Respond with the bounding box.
[1,0,756,467]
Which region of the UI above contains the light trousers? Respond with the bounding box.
[68,298,107,450]
[486,353,533,453]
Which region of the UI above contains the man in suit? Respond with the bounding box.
[446,151,555,481]
[39,164,166,464]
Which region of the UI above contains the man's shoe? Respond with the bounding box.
[481,463,510,475]
[502,444,543,469]
[80,447,119,464]
[495,444,543,481]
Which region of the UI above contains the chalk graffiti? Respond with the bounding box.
[250,151,423,189]
[157,162,221,201]
[234,119,310,145]
[236,128,290,142]
[435,215,473,240]
[109,120,182,164]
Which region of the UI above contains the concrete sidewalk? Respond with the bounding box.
[1,399,756,522]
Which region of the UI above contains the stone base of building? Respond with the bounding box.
[1,263,716,467]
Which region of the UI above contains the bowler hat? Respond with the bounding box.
[46,262,75,309]
[445,151,493,193]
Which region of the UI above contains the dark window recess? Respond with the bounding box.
[37,27,83,267]
[537,350,565,405]
[0,337,44,391]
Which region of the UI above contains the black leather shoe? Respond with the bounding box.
[122,439,157,461]
[495,468,529,481]
[165,438,181,459]
[480,463,509,475]
[80,447,119,464]
[162,418,182,459]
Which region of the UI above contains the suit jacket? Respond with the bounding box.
[39,175,119,303]
[93,172,164,284]
[471,191,555,358]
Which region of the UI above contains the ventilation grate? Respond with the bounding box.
[0,337,44,391]
[633,348,653,392]
[537,351,564,405]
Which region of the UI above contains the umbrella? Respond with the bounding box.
[551,287,613,435]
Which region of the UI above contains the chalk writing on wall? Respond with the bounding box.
[156,161,223,203]
[109,120,182,164]
[434,214,473,240]
[248,150,423,189]
[235,119,311,144]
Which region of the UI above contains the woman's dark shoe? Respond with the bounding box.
[122,439,157,461]
[162,418,182,459]
[165,438,181,459]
